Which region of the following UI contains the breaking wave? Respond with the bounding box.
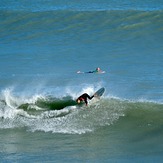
[0,88,162,134]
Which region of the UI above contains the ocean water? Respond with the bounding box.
[0,0,163,162]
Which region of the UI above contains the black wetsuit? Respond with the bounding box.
[86,70,97,73]
[76,93,94,105]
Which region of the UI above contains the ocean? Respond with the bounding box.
[0,0,163,162]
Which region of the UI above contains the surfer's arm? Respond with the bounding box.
[86,94,94,100]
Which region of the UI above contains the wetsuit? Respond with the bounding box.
[76,93,94,105]
[86,70,98,73]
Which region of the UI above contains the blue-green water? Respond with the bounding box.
[0,0,163,162]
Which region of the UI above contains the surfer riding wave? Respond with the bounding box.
[76,87,105,106]
[76,93,94,106]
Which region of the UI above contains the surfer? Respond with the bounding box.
[76,93,94,106]
[77,67,105,74]
[87,67,101,73]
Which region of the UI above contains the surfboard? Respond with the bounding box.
[77,71,84,74]
[94,87,105,98]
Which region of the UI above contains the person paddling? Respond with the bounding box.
[77,67,105,74]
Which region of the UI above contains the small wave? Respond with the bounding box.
[1,10,162,44]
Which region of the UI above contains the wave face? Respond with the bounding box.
[0,88,162,134]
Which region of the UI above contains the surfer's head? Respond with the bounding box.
[77,99,81,104]
[96,67,101,72]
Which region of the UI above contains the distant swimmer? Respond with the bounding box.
[76,93,94,106]
[77,67,105,74]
